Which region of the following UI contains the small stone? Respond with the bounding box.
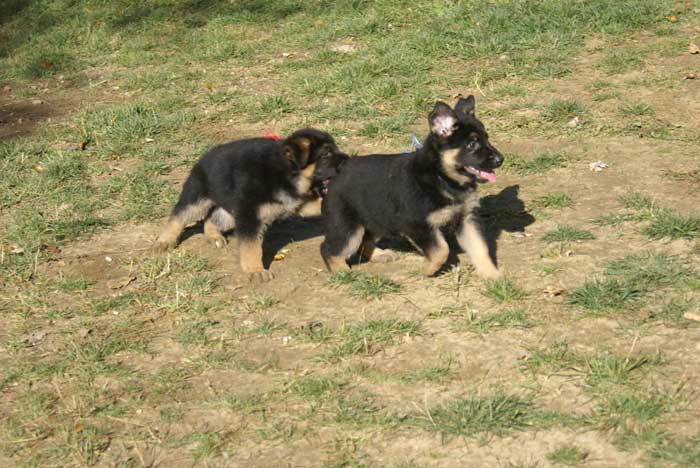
[105,256,113,262]
[107,276,136,289]
[31,99,43,105]
[683,73,697,80]
[567,116,581,128]
[689,43,700,55]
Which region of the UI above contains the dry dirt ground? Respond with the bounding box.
[2,21,700,468]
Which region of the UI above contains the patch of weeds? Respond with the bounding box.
[16,390,57,420]
[174,273,217,297]
[595,386,684,432]
[332,390,381,426]
[649,436,700,467]
[521,342,581,375]
[543,225,595,244]
[462,309,532,332]
[532,192,573,210]
[582,350,662,390]
[569,252,694,313]
[218,393,267,414]
[288,376,346,400]
[597,50,644,74]
[646,299,697,328]
[159,406,184,422]
[243,294,280,313]
[619,102,654,117]
[568,278,641,312]
[175,319,219,346]
[547,445,588,466]
[427,305,469,319]
[484,277,526,303]
[52,275,90,292]
[503,151,570,175]
[646,209,700,240]
[58,423,110,466]
[541,100,585,123]
[592,91,620,102]
[328,271,401,299]
[179,431,230,464]
[250,318,287,335]
[321,319,420,362]
[407,394,532,437]
[401,355,455,384]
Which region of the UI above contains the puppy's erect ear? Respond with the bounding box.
[283,136,312,169]
[429,101,458,138]
[455,95,475,117]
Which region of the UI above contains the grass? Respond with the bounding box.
[485,278,527,302]
[543,225,595,244]
[321,318,420,362]
[0,0,697,465]
[503,150,571,175]
[541,100,585,123]
[462,309,532,332]
[569,252,695,313]
[532,192,573,210]
[547,445,588,466]
[328,271,401,299]
[408,394,533,437]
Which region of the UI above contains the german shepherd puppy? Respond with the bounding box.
[320,95,503,279]
[155,128,347,282]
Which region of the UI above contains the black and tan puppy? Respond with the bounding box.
[155,128,347,281]
[320,95,503,279]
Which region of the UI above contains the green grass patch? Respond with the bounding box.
[547,445,589,466]
[407,394,533,437]
[484,277,527,302]
[462,309,532,332]
[541,100,585,123]
[328,271,401,299]
[619,101,654,117]
[503,151,571,175]
[321,318,420,362]
[543,225,595,244]
[532,192,573,210]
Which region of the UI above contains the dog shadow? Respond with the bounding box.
[178,216,325,269]
[372,185,534,273]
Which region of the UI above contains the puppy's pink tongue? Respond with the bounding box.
[479,170,497,183]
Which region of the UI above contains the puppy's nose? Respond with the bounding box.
[490,151,504,168]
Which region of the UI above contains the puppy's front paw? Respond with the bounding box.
[478,267,501,280]
[206,233,228,249]
[247,270,274,283]
[152,238,177,253]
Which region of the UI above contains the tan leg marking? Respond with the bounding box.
[324,227,365,272]
[423,230,449,277]
[239,237,273,282]
[297,196,323,217]
[358,233,376,262]
[457,216,500,279]
[154,199,213,251]
[204,219,227,248]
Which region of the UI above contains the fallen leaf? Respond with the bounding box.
[31,99,43,105]
[77,327,92,339]
[40,58,53,69]
[589,161,609,172]
[281,52,295,58]
[567,116,581,128]
[80,141,88,150]
[666,15,678,23]
[273,253,285,261]
[107,276,136,289]
[689,43,700,54]
[10,245,25,255]
[74,423,84,433]
[683,73,697,80]
[44,245,61,255]
[683,312,700,322]
[33,165,46,173]
[543,286,567,298]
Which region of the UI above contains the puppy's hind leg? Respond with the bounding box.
[155,171,213,251]
[414,229,449,277]
[204,207,235,249]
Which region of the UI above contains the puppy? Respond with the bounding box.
[320,95,503,279]
[155,128,347,282]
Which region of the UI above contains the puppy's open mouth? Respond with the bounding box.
[463,166,496,183]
